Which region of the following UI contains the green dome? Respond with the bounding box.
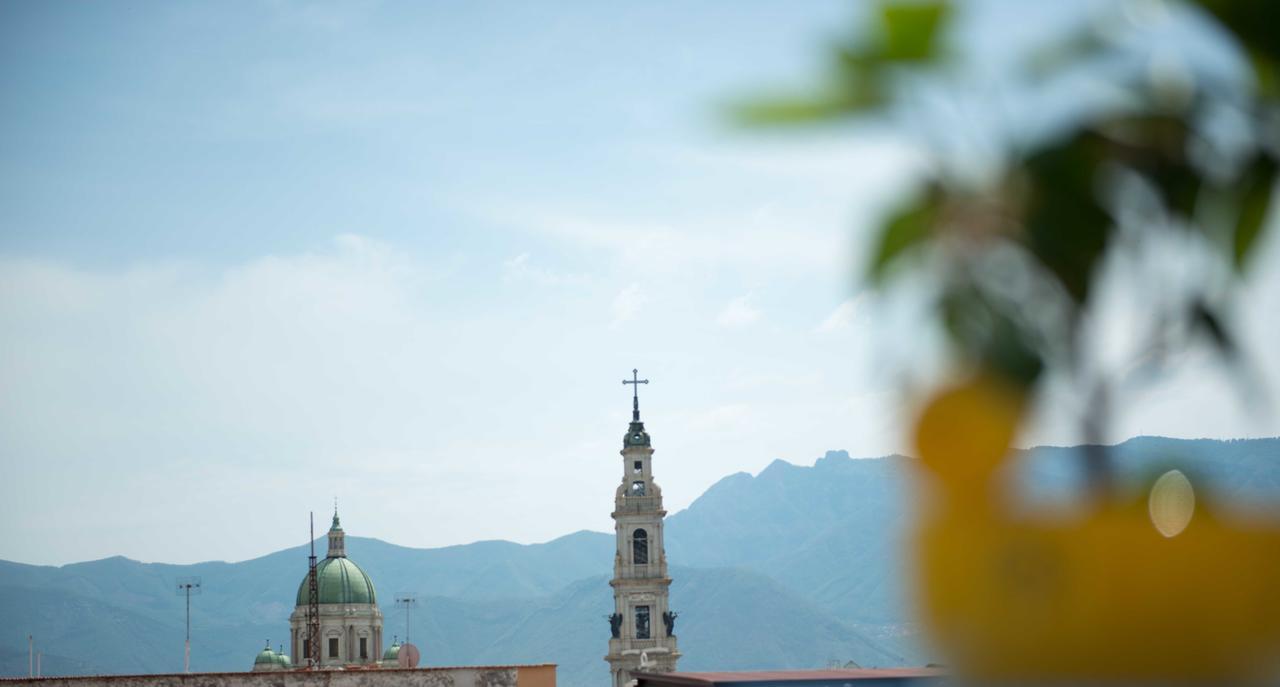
[382,642,401,662]
[295,556,377,605]
[276,652,292,668]
[254,647,278,666]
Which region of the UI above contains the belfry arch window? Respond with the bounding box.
[633,528,649,565]
[635,605,651,639]
[630,480,646,496]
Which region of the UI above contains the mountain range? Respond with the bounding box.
[2,436,1276,687]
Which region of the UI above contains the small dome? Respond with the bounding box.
[296,556,377,605]
[276,652,292,668]
[382,641,401,662]
[254,647,278,666]
[624,421,650,448]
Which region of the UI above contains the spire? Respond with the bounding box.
[622,369,652,448]
[623,369,649,422]
[332,498,340,529]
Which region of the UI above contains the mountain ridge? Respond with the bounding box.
[4,436,1277,686]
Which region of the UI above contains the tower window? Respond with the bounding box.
[635,605,651,639]
[360,637,367,659]
[633,460,642,474]
[328,638,339,658]
[303,639,311,659]
[632,528,649,564]
[630,481,646,496]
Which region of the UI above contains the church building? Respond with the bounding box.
[606,370,681,687]
[287,511,384,667]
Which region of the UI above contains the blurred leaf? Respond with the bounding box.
[1191,298,1236,359]
[1233,153,1278,271]
[868,186,941,283]
[1193,0,1280,64]
[1194,0,1280,97]
[733,89,881,126]
[1022,132,1111,304]
[877,1,952,63]
[1104,115,1200,219]
[941,284,1044,389]
[985,310,1045,388]
[1149,160,1201,219]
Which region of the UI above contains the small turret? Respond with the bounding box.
[327,504,346,558]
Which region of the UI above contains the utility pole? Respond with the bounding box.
[175,577,202,673]
[28,635,33,678]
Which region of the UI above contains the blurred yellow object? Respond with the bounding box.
[912,377,1280,683]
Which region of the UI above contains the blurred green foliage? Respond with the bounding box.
[742,0,1279,480]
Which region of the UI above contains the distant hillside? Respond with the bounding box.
[667,454,914,624]
[2,436,1276,685]
[414,567,902,687]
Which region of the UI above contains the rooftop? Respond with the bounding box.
[632,669,944,687]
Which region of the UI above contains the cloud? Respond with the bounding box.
[611,283,648,326]
[716,295,761,328]
[816,296,865,333]
[502,253,587,286]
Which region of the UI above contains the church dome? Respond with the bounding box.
[382,641,401,662]
[295,556,377,605]
[254,646,278,667]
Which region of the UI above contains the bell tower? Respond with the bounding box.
[606,369,680,687]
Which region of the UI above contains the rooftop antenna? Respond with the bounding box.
[394,593,418,644]
[28,635,32,678]
[306,512,320,668]
[175,576,202,673]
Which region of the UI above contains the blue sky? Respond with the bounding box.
[2,1,1277,566]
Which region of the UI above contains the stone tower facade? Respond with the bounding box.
[606,371,680,687]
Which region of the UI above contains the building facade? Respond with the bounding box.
[287,512,384,667]
[606,372,680,687]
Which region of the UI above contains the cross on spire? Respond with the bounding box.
[623,368,649,422]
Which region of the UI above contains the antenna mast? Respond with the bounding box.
[306,511,320,668]
[175,577,202,673]
[394,593,419,644]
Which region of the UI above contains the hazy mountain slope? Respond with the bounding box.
[0,584,274,676]
[666,453,914,623]
[1013,436,1280,508]
[3,437,1275,684]
[0,567,900,686]
[412,567,901,687]
[668,437,1280,623]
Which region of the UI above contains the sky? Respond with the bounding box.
[1,1,1277,566]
